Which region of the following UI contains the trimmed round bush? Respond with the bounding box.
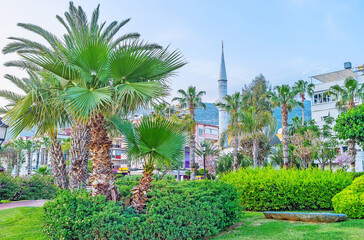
[332,175,364,218]
[220,167,354,211]
[43,180,241,240]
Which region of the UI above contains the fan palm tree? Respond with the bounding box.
[267,85,302,169]
[326,77,364,171]
[3,72,70,188]
[111,116,185,212]
[0,72,67,185]
[0,74,34,114]
[4,3,185,198]
[240,107,275,167]
[172,86,206,179]
[293,80,314,125]
[216,92,242,171]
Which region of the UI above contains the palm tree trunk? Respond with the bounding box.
[16,152,20,176]
[49,134,68,189]
[82,148,90,187]
[348,139,356,172]
[347,102,356,172]
[45,150,49,165]
[282,103,289,169]
[40,148,45,166]
[88,113,118,201]
[131,165,154,212]
[233,137,239,171]
[253,137,258,168]
[189,104,196,180]
[69,121,91,190]
[301,94,305,126]
[27,151,31,175]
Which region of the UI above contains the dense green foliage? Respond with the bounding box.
[0,173,57,201]
[43,180,241,240]
[334,104,364,146]
[332,175,364,218]
[220,168,354,211]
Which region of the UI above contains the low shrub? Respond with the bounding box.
[0,173,57,201]
[0,173,19,201]
[220,167,354,211]
[44,180,241,240]
[332,175,364,218]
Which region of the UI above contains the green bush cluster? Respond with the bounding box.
[0,173,57,201]
[220,167,353,211]
[115,174,176,199]
[43,180,241,240]
[332,175,364,218]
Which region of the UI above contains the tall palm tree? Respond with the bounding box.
[172,86,206,179]
[111,116,185,212]
[13,139,25,176]
[326,77,364,171]
[293,80,314,125]
[0,72,68,183]
[216,92,242,171]
[42,136,50,166]
[23,139,33,175]
[195,140,220,173]
[3,72,70,188]
[4,3,185,198]
[240,107,275,167]
[267,85,302,169]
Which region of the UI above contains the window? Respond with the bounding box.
[198,128,203,136]
[313,92,334,105]
[204,128,218,135]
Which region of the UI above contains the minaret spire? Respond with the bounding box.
[217,41,228,147]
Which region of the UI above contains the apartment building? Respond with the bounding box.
[310,62,364,172]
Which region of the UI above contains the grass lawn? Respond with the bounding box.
[0,208,363,240]
[0,207,45,240]
[212,212,364,240]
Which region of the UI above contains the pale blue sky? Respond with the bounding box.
[1,0,364,104]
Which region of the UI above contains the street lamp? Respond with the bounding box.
[0,118,9,149]
[202,143,207,180]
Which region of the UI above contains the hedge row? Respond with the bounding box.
[0,173,57,201]
[333,175,364,218]
[220,167,354,211]
[43,180,241,240]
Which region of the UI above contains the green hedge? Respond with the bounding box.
[332,175,364,218]
[220,167,354,211]
[0,173,57,201]
[43,180,241,240]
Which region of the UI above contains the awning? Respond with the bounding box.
[310,69,357,83]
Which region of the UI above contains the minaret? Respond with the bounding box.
[217,41,228,147]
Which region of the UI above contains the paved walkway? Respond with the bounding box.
[0,200,47,210]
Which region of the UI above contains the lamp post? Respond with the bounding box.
[202,143,207,180]
[0,118,9,150]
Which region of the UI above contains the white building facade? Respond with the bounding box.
[311,63,364,172]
